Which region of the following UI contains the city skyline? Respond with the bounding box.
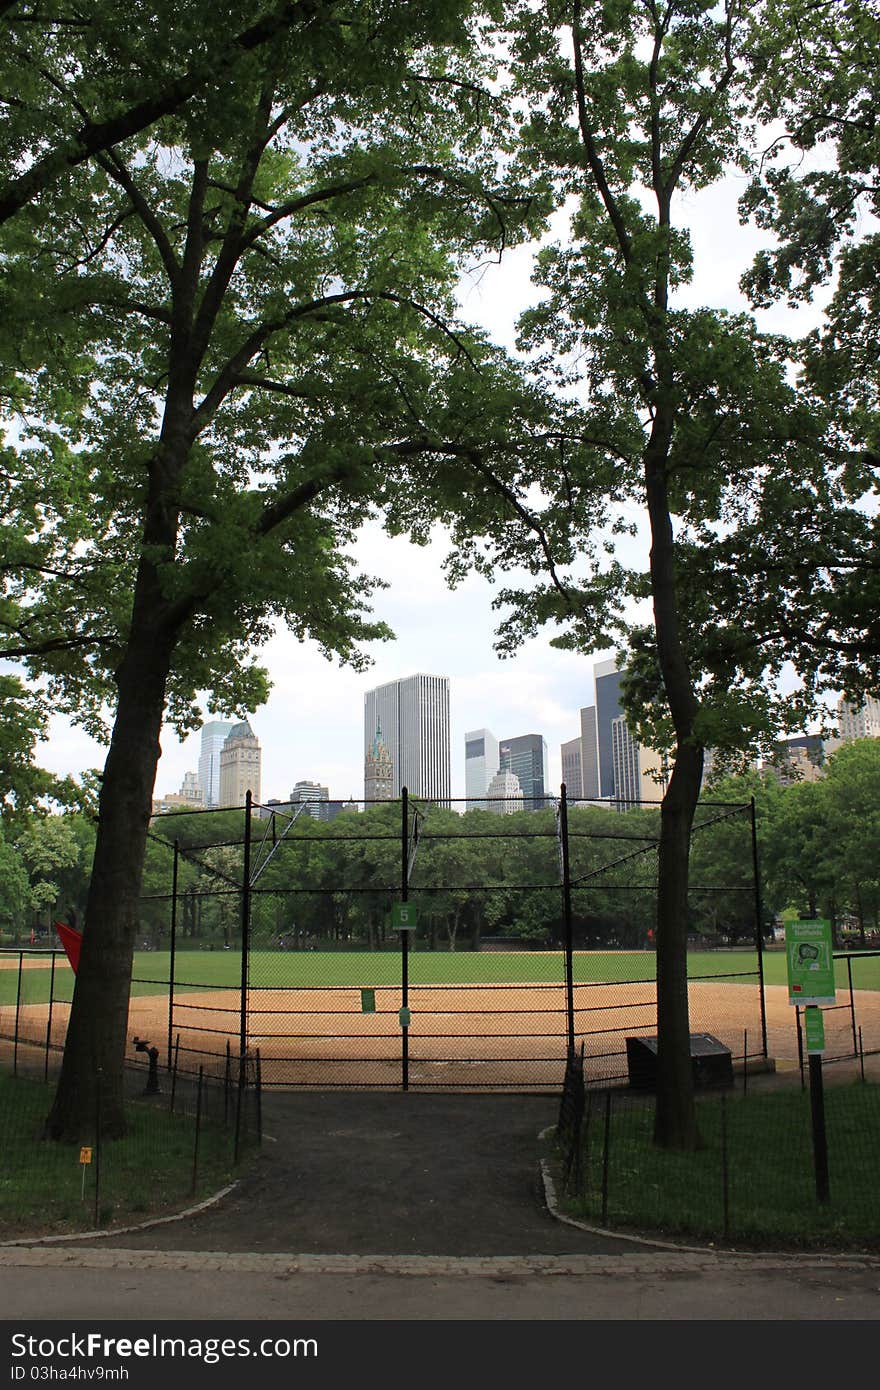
[151,673,873,815]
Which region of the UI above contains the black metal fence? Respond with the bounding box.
[5,788,877,1093]
[0,1045,260,1241]
[554,1068,880,1249]
[143,787,768,1089]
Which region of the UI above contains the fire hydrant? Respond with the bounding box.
[133,1036,161,1095]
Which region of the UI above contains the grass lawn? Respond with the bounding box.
[0,1071,239,1240]
[2,946,878,1004]
[558,1080,880,1251]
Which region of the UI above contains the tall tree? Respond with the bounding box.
[734,0,880,693]
[0,1,338,224]
[1,3,550,1137]
[452,0,863,1147]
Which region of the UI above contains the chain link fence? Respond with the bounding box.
[5,790,877,1094]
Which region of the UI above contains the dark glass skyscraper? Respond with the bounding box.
[498,733,549,811]
[594,659,624,799]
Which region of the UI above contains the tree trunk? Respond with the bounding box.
[653,742,703,1149]
[644,402,704,1150]
[46,596,175,1140]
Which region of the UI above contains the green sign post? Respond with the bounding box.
[804,1006,825,1055]
[785,919,833,1204]
[785,919,836,1006]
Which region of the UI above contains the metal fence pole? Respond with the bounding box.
[170,1033,180,1114]
[847,955,857,1055]
[234,1052,245,1164]
[808,1054,830,1204]
[255,1048,262,1147]
[750,797,768,1058]
[13,951,23,1077]
[858,1026,865,1083]
[191,1066,204,1196]
[167,839,179,1070]
[743,1029,748,1098]
[601,1090,612,1225]
[559,783,575,1058]
[240,790,253,1064]
[401,786,409,1093]
[720,1093,730,1241]
[94,1068,102,1228]
[44,952,57,1082]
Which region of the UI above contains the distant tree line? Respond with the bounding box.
[8,737,870,954]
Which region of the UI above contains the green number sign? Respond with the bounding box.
[804,1006,825,1055]
[391,903,418,931]
[785,919,836,1006]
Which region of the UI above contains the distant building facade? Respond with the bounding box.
[218,720,262,807]
[363,674,450,802]
[464,728,500,809]
[610,716,668,809]
[198,720,234,808]
[485,767,524,815]
[364,721,394,802]
[765,735,825,787]
[290,781,330,818]
[836,694,880,743]
[499,733,549,811]
[560,737,583,800]
[151,769,204,817]
[561,657,669,804]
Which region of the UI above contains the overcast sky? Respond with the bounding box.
[33,171,828,807]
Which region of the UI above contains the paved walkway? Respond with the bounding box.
[2,1089,879,1323]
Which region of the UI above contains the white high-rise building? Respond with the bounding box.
[364,674,451,803]
[485,767,524,815]
[836,694,880,742]
[290,781,329,818]
[610,715,668,810]
[198,720,234,808]
[464,728,500,809]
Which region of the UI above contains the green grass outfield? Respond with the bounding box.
[2,946,879,1005]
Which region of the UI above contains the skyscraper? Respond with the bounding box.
[218,720,262,807]
[364,721,394,802]
[594,658,625,799]
[836,694,880,742]
[611,716,668,809]
[198,720,234,808]
[363,674,450,802]
[498,733,549,811]
[560,737,583,800]
[290,780,330,818]
[580,705,600,800]
[464,728,500,809]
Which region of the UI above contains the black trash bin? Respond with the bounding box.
[626,1033,733,1090]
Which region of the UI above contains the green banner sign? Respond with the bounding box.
[785,919,836,1006]
[804,1006,825,1055]
[391,903,418,931]
[360,989,376,1014]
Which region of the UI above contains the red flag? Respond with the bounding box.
[54,921,82,974]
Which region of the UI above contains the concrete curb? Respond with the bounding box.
[537,1136,880,1268]
[0,1183,240,1249]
